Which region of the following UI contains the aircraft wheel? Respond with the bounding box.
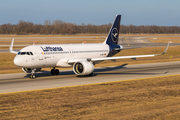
[51,69,55,75]
[30,75,36,79]
[55,69,59,75]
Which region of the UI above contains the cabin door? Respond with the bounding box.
[36,48,43,60]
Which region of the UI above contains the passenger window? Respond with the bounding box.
[18,52,21,55]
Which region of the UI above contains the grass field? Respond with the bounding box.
[0,75,180,119]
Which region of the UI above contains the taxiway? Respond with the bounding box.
[0,61,180,94]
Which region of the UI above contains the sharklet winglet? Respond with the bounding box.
[9,39,19,54]
[155,41,171,56]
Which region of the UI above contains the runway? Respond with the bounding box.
[119,36,180,47]
[0,61,180,94]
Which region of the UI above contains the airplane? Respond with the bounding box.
[9,15,170,79]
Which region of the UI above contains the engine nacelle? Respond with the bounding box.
[22,68,42,73]
[73,61,94,75]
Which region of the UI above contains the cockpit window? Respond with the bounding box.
[30,52,33,55]
[27,52,30,55]
[21,52,26,55]
[18,52,34,55]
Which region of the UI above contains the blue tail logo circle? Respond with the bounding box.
[111,28,118,43]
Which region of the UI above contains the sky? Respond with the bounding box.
[0,0,180,26]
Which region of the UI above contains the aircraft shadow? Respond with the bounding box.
[94,64,128,72]
[96,72,159,75]
[23,63,161,78]
[24,64,128,78]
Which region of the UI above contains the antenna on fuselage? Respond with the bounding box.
[82,41,86,44]
[33,41,37,45]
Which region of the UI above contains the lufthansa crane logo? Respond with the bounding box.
[111,28,118,43]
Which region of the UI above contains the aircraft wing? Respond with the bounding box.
[68,42,171,64]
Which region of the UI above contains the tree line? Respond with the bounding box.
[0,20,180,34]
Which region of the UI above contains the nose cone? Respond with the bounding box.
[13,55,33,68]
[13,56,22,67]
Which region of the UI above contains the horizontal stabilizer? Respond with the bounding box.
[114,46,145,51]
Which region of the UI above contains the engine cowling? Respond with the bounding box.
[22,68,42,73]
[73,61,94,75]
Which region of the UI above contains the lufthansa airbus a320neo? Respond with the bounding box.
[9,15,170,79]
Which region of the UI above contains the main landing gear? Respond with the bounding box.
[51,67,59,75]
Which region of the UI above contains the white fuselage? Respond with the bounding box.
[13,43,110,68]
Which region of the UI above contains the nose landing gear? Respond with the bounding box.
[29,67,59,79]
[30,68,36,79]
[30,74,36,79]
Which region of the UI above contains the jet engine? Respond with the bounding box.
[22,68,42,73]
[73,61,94,76]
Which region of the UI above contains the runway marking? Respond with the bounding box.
[125,38,130,46]
[1,74,180,95]
[142,40,147,43]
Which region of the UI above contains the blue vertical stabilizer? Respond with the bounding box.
[105,15,121,45]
